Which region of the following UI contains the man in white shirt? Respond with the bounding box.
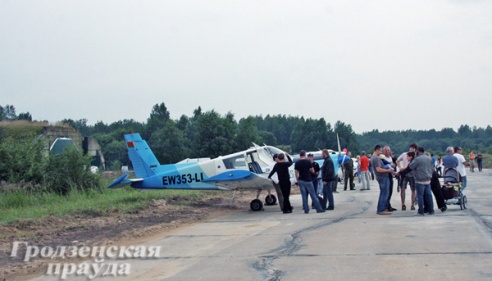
[453,146,469,192]
[396,143,417,211]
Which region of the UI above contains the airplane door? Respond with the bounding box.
[245,152,264,174]
[255,147,276,174]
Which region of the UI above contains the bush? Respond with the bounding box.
[43,148,100,195]
[0,136,45,183]
[0,136,100,195]
[109,160,122,172]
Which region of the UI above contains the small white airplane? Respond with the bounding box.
[108,132,295,211]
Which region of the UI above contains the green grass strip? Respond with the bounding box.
[0,187,213,225]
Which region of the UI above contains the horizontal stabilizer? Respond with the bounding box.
[108,174,143,188]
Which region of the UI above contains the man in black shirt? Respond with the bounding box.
[321,149,336,210]
[295,150,325,214]
[268,153,293,213]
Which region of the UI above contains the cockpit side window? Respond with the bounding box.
[222,154,247,170]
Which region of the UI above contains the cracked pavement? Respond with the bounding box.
[29,169,492,280]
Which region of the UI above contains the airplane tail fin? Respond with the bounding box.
[124,133,160,178]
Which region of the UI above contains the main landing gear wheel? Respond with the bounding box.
[250,199,264,211]
[265,194,277,206]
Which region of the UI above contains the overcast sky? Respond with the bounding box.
[1,0,491,133]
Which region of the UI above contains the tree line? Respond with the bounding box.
[63,102,491,169]
[2,103,491,173]
[60,103,358,169]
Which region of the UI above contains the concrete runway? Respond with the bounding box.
[31,169,492,281]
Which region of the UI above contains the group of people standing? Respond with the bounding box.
[268,149,336,214]
[268,143,477,216]
[372,143,473,216]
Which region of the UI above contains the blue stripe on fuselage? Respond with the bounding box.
[203,170,251,182]
[130,162,219,190]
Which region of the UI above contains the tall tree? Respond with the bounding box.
[0,105,17,120]
[146,102,171,138]
[258,131,277,146]
[458,125,472,138]
[236,117,261,150]
[334,121,359,154]
[191,110,236,158]
[149,120,187,164]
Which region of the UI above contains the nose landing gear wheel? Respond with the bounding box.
[265,194,277,206]
[250,199,264,211]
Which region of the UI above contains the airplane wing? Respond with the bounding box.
[202,170,273,190]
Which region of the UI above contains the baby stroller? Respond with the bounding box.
[441,168,467,210]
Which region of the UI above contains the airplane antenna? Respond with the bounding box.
[337,133,346,175]
[337,133,341,154]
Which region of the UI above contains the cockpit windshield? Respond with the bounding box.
[244,146,287,174]
[262,146,285,159]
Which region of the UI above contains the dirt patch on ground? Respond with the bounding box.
[0,191,258,280]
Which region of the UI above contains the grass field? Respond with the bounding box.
[0,183,218,225]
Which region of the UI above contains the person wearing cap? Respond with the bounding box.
[409,146,435,215]
[295,150,325,214]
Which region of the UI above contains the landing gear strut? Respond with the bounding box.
[249,188,280,211]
